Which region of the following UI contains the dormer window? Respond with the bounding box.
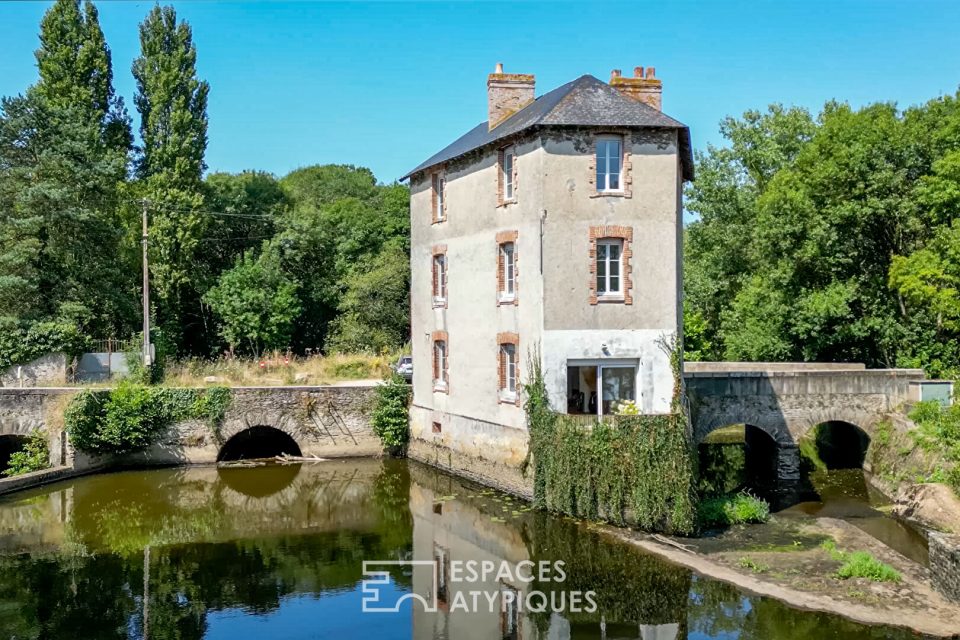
[595,137,622,192]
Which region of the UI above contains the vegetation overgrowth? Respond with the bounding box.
[524,350,698,535]
[160,352,395,387]
[371,374,412,453]
[3,430,50,477]
[65,382,231,454]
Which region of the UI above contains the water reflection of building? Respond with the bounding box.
[409,463,689,640]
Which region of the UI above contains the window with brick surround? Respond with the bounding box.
[432,248,447,307]
[432,171,446,222]
[597,239,622,296]
[496,230,518,305]
[595,137,622,192]
[498,146,516,204]
[432,333,449,392]
[589,226,633,305]
[497,332,519,404]
[499,242,515,300]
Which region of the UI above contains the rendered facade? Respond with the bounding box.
[403,64,693,494]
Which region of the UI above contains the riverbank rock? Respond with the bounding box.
[892,483,960,534]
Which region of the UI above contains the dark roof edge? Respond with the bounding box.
[401,122,694,183]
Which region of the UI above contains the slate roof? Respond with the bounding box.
[401,74,694,181]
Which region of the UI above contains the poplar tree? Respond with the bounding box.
[132,4,210,352]
[0,0,132,334]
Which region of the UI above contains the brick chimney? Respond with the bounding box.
[487,63,535,130]
[610,66,662,111]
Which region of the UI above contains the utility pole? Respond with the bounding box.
[142,200,152,368]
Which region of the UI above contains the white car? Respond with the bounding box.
[394,356,413,382]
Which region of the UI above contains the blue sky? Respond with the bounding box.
[2,1,959,183]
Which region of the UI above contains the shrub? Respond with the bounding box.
[0,320,89,371]
[836,552,901,582]
[3,430,50,476]
[371,374,411,453]
[65,384,232,455]
[698,491,770,528]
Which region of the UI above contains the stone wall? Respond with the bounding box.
[929,532,960,603]
[0,385,380,472]
[0,353,67,387]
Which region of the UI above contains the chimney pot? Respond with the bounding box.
[610,64,663,111]
[495,62,504,74]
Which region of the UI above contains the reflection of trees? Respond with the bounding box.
[0,461,414,639]
[0,552,136,639]
[522,512,691,629]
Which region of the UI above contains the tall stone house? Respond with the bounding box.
[401,65,694,493]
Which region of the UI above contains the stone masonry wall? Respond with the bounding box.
[0,385,381,472]
[929,532,960,603]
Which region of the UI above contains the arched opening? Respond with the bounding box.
[217,426,302,462]
[698,424,781,502]
[0,435,28,473]
[807,421,871,470]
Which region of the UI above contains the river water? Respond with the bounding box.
[0,460,937,639]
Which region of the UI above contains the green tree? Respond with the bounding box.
[132,4,210,353]
[0,0,133,337]
[203,251,301,356]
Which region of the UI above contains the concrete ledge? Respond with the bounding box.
[685,362,867,373]
[0,465,107,497]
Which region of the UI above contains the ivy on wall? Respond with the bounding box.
[65,383,232,455]
[524,346,698,535]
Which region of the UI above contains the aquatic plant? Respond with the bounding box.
[698,491,770,527]
[836,551,902,582]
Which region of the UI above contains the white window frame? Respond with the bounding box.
[433,172,446,221]
[499,242,516,301]
[500,343,517,400]
[566,359,638,418]
[433,340,448,390]
[432,254,447,305]
[596,238,623,298]
[595,136,623,193]
[502,147,515,201]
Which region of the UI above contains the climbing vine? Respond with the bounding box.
[65,383,232,455]
[524,343,698,535]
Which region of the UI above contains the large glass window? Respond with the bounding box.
[596,239,622,296]
[596,138,622,192]
[566,363,637,416]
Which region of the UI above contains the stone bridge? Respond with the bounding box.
[0,385,381,471]
[684,362,926,496]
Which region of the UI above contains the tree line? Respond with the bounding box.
[684,91,960,377]
[0,0,409,363]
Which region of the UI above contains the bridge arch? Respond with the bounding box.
[0,434,27,472]
[217,425,303,462]
[802,419,872,470]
